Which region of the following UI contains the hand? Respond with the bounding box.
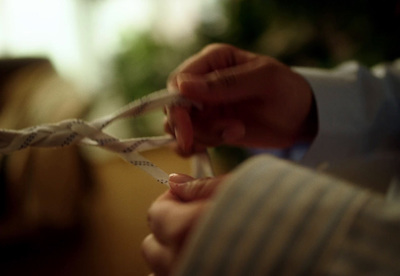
[166,43,316,156]
[142,173,226,276]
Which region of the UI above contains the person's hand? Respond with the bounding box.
[166,43,316,156]
[142,173,226,276]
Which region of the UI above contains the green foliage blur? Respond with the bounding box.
[114,0,400,101]
[112,0,400,163]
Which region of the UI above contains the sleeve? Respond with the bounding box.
[293,60,400,167]
[174,155,400,276]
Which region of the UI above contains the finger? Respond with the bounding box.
[169,175,227,201]
[141,234,174,276]
[166,105,193,154]
[177,44,255,75]
[163,118,174,136]
[169,173,194,183]
[167,44,254,93]
[220,121,246,143]
[166,137,208,157]
[191,118,246,146]
[173,142,208,158]
[177,56,275,104]
[147,193,205,248]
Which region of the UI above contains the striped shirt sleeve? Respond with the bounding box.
[174,154,400,276]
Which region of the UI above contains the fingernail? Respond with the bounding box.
[169,173,193,183]
[169,174,193,196]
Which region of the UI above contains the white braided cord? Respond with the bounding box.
[0,89,213,185]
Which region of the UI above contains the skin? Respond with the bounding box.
[165,43,316,156]
[143,43,317,275]
[142,174,226,276]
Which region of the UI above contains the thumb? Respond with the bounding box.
[169,173,225,201]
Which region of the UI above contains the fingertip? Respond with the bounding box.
[169,174,194,199]
[173,107,193,154]
[170,176,225,201]
[169,173,194,184]
[174,128,189,154]
[169,181,190,201]
[163,118,174,135]
[141,234,173,276]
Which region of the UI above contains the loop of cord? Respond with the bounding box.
[0,89,214,186]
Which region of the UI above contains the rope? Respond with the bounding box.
[0,89,214,186]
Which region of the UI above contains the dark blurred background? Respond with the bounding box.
[112,0,400,168]
[114,0,400,168]
[1,0,400,275]
[114,0,400,101]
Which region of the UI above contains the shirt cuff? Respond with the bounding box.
[175,154,369,276]
[293,63,373,167]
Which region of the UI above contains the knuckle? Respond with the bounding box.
[215,69,238,88]
[141,235,157,264]
[147,202,177,242]
[141,235,170,275]
[250,57,280,84]
[141,234,152,255]
[257,56,281,73]
[148,202,168,226]
[192,177,215,198]
[202,43,234,55]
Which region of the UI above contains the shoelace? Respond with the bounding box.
[0,89,213,185]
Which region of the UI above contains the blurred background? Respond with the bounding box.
[1,0,400,275]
